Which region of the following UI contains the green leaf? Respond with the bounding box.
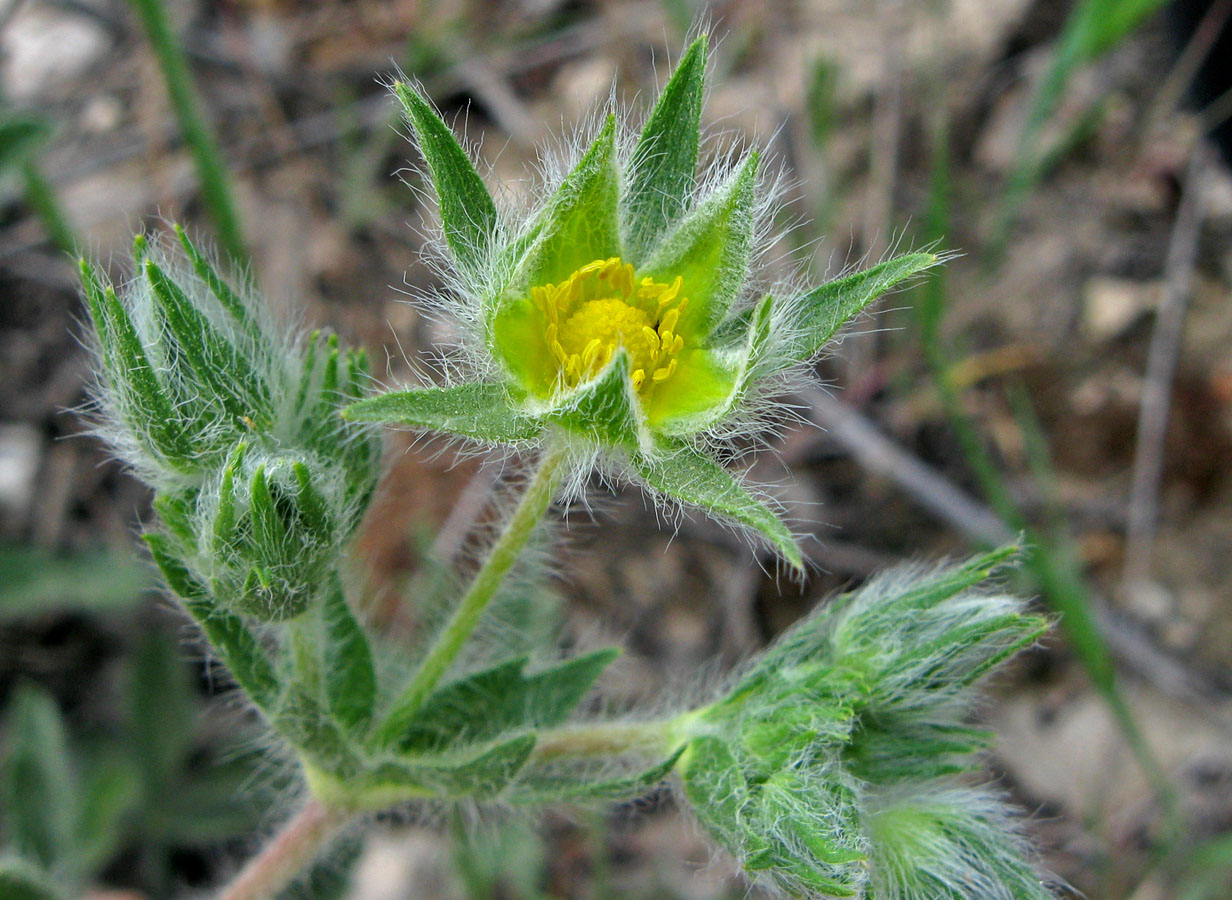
[2,684,77,870]
[354,734,538,801]
[640,151,758,338]
[74,759,141,872]
[0,858,62,900]
[508,745,686,804]
[0,544,149,619]
[144,534,281,713]
[0,117,51,173]
[344,382,538,443]
[144,258,270,422]
[548,350,644,449]
[272,686,359,775]
[388,648,620,753]
[129,630,195,789]
[394,82,497,271]
[521,115,620,290]
[321,577,376,732]
[622,35,707,261]
[634,441,803,571]
[787,252,937,359]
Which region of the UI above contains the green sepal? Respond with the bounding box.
[1,684,76,870]
[347,734,538,804]
[633,440,803,571]
[519,115,620,291]
[293,462,332,543]
[395,82,498,272]
[80,260,192,467]
[152,491,195,548]
[507,744,686,805]
[144,533,281,713]
[174,224,255,335]
[786,252,937,359]
[385,647,620,753]
[622,35,707,262]
[639,151,758,338]
[0,858,62,900]
[321,576,376,733]
[344,382,539,443]
[547,350,645,449]
[143,258,270,422]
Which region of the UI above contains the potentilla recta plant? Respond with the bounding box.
[78,35,1056,900]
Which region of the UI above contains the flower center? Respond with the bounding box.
[532,257,688,394]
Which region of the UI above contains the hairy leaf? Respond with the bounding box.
[344,383,539,443]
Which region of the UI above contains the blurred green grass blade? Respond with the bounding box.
[996,0,1171,249]
[915,115,1173,811]
[0,113,79,255]
[0,545,149,618]
[74,758,141,872]
[1178,833,1232,900]
[126,0,248,266]
[0,858,63,900]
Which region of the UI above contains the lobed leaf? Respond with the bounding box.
[386,648,619,753]
[634,440,803,571]
[344,382,539,443]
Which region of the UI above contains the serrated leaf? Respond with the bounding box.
[787,252,937,359]
[549,350,644,449]
[322,577,375,732]
[344,382,538,443]
[634,440,803,571]
[640,151,757,337]
[385,648,619,753]
[622,35,707,261]
[2,684,77,869]
[129,629,195,789]
[144,534,281,713]
[0,858,62,900]
[357,734,537,800]
[508,745,685,804]
[520,115,620,290]
[395,82,497,271]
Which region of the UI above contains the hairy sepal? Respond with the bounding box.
[395,82,498,272]
[545,350,647,450]
[621,35,707,262]
[344,382,539,444]
[785,252,938,359]
[633,438,804,571]
[639,151,758,338]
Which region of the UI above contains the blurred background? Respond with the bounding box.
[2,0,1232,898]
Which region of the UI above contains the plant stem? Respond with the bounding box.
[216,799,350,900]
[21,162,78,256]
[127,0,249,266]
[373,442,570,747]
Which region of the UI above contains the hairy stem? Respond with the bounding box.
[216,799,350,900]
[373,442,570,747]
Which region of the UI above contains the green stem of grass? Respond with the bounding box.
[372,441,570,748]
[127,0,248,266]
[21,162,77,256]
